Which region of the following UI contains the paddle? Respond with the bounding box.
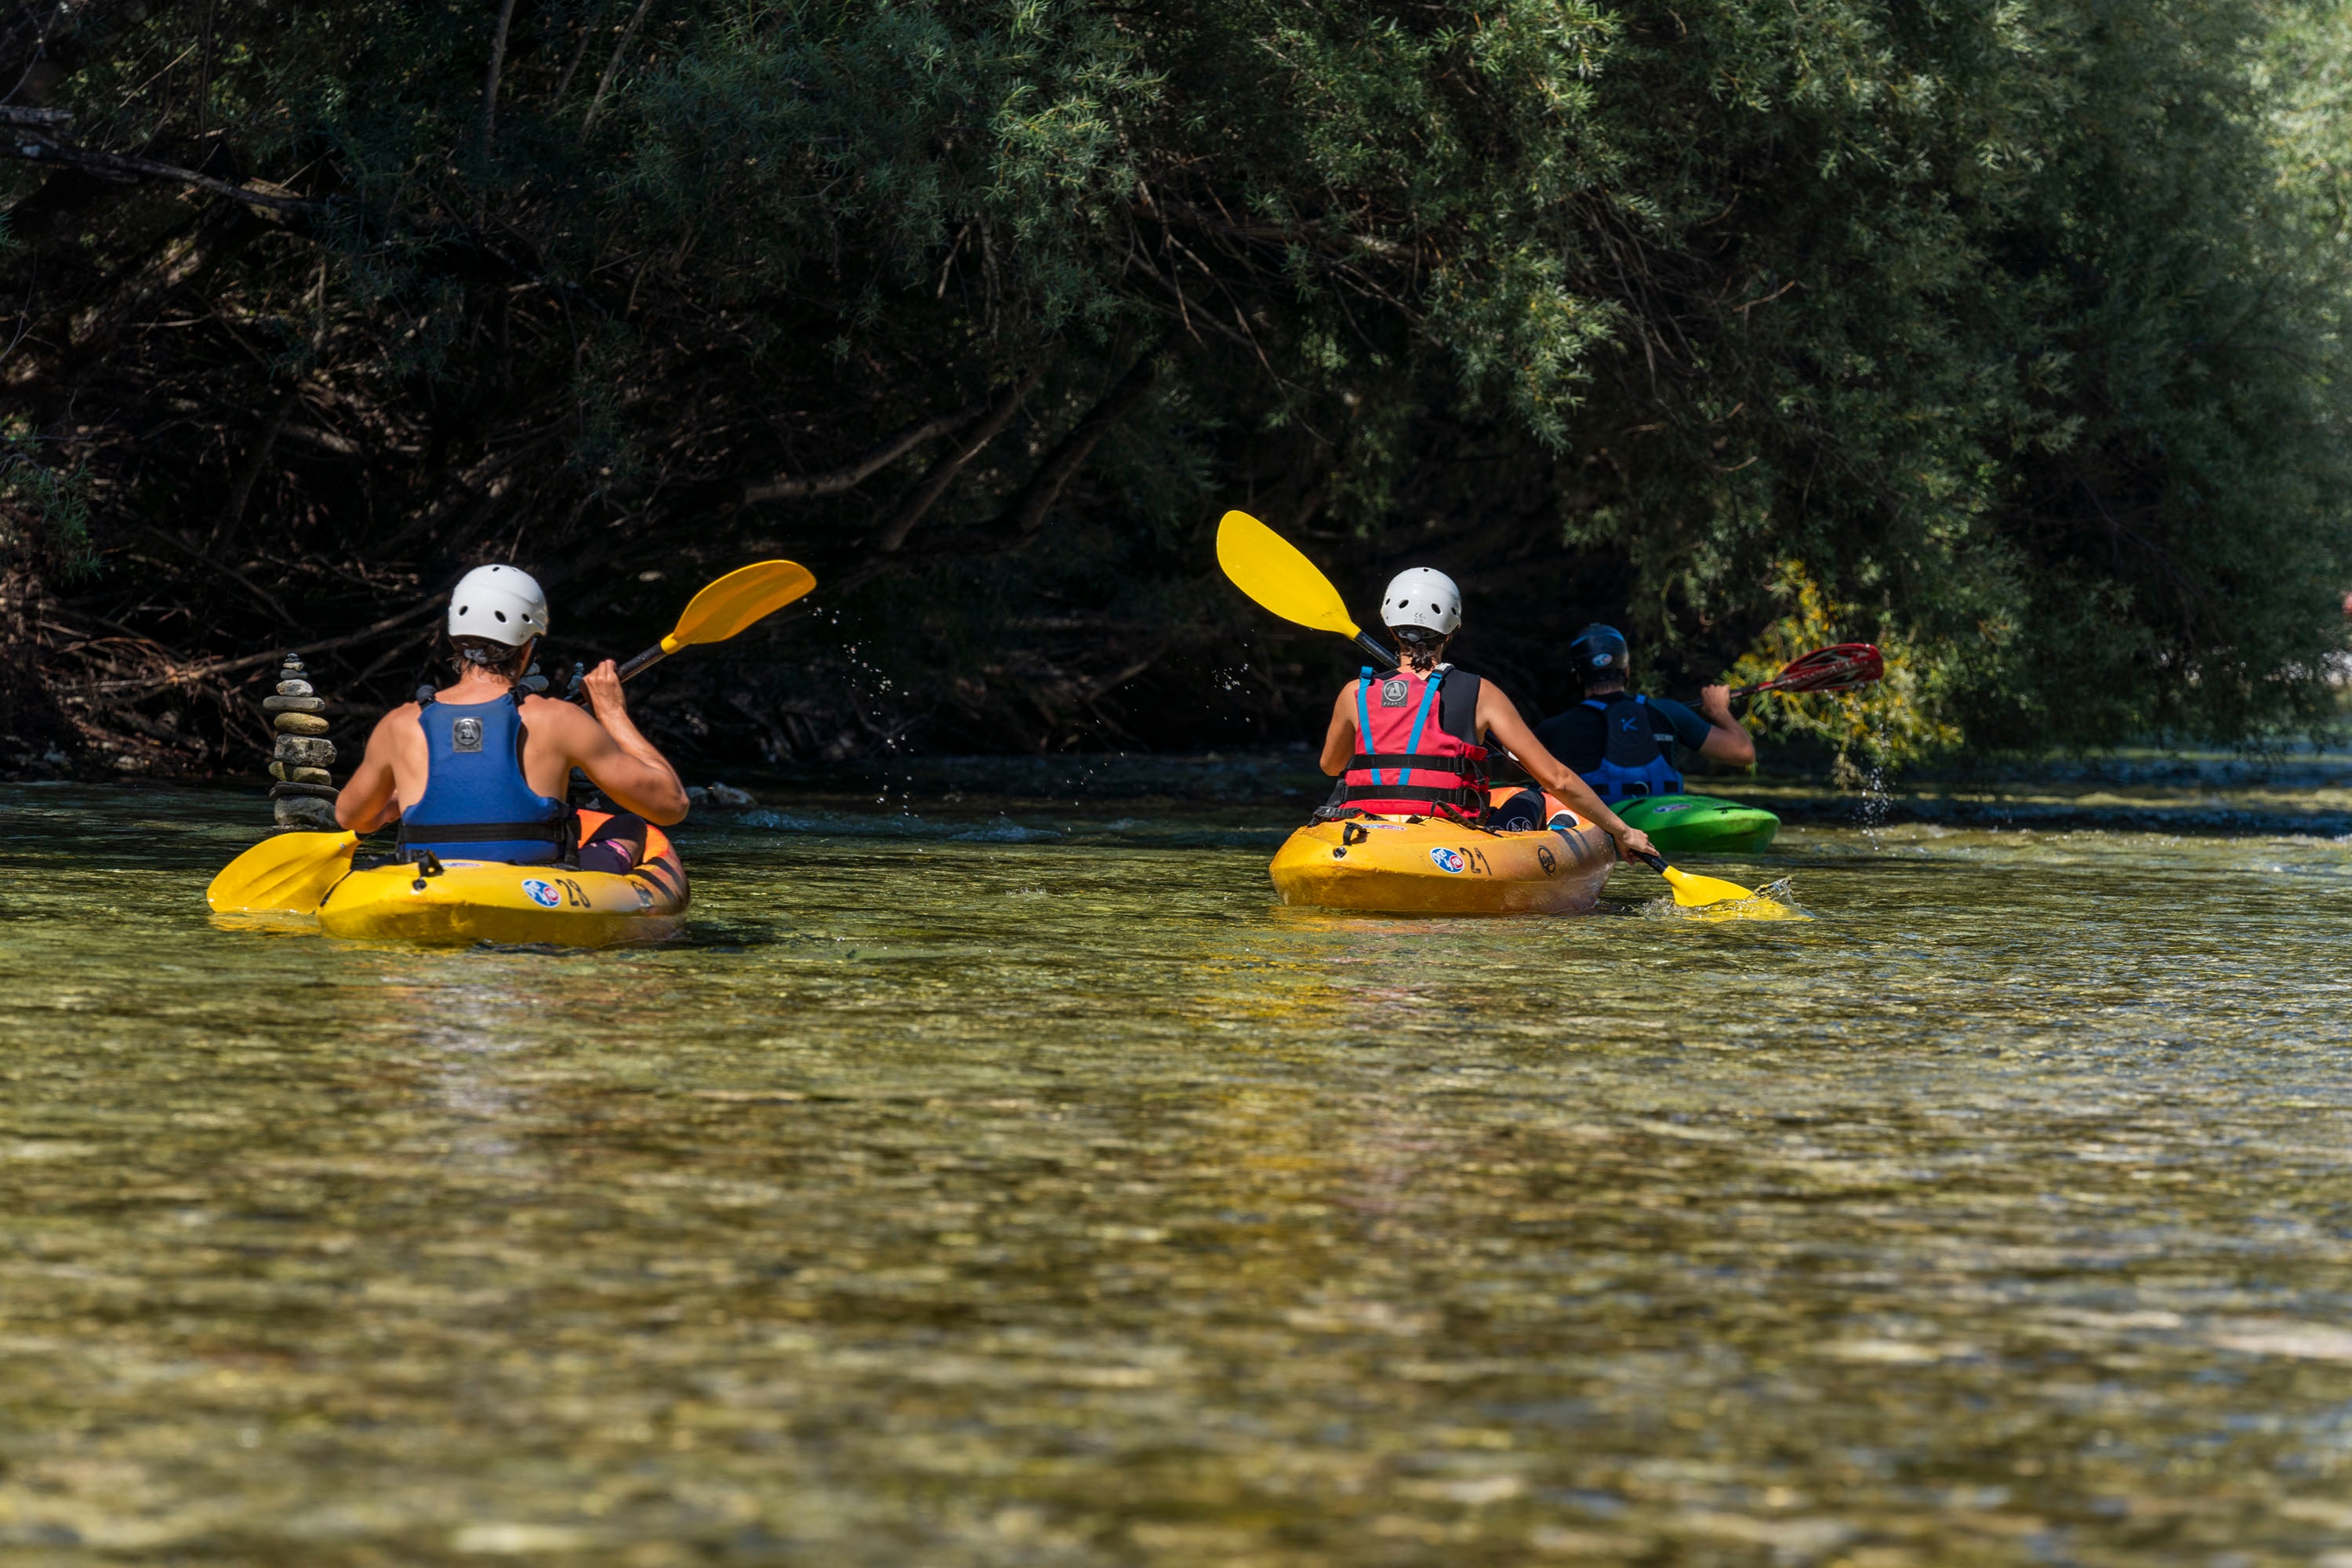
[206,559,818,916]
[1731,642,1884,700]
[1629,850,1759,909]
[1215,510,1396,666]
[612,560,816,683]
[1214,509,1752,903]
[205,829,361,915]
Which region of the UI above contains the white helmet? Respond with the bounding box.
[448,564,549,646]
[1379,567,1462,636]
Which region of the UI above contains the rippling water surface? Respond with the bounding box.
[4,779,2351,1566]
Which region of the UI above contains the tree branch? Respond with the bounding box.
[742,395,986,504]
[481,0,521,155]
[876,364,1044,552]
[2,127,314,214]
[996,353,1159,538]
[579,0,655,140]
[86,595,446,693]
[214,386,302,550]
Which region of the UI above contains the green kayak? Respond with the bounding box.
[1613,793,1780,854]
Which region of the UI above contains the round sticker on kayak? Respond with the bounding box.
[521,878,562,909]
[1428,847,1467,874]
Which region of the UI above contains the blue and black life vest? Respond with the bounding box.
[397,692,575,864]
[1577,694,1685,801]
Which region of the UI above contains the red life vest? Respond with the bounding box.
[1340,666,1490,816]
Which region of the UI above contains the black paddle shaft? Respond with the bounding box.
[566,644,670,702]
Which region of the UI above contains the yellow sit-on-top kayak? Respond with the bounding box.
[1269,789,1619,915]
[316,811,688,946]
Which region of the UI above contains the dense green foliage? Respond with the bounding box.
[2,0,2346,774]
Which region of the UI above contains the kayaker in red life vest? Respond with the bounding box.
[1317,568,1657,862]
[335,565,690,873]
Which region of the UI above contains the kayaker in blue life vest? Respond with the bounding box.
[1534,623,1755,801]
[1316,569,1657,861]
[336,565,690,872]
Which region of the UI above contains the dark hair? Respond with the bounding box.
[448,633,534,678]
[1392,624,1450,670]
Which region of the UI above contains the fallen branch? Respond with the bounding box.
[998,353,1159,538]
[743,395,985,504]
[2,126,316,214]
[877,364,1045,551]
[86,594,444,692]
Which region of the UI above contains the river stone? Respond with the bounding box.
[274,735,336,768]
[275,678,314,697]
[274,794,337,829]
[269,762,333,784]
[269,780,340,802]
[264,695,326,714]
[274,712,332,735]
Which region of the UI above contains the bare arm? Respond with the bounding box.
[334,706,415,832]
[1476,684,1656,861]
[1319,684,1360,775]
[1693,684,1756,766]
[532,662,691,825]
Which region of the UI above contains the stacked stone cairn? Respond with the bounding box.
[266,654,339,829]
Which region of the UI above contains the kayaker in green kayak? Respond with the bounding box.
[1317,571,1657,860]
[1535,623,1755,799]
[335,564,690,873]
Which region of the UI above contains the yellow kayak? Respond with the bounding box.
[315,814,688,946]
[1270,790,1619,915]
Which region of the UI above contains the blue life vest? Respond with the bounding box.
[397,693,572,863]
[1577,695,1685,801]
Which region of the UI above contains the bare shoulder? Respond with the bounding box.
[517,694,589,731]
[368,701,423,739]
[1478,680,1529,726]
[518,695,613,761]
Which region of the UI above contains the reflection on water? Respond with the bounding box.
[2,782,2351,1564]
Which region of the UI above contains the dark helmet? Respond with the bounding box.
[1570,623,1629,674]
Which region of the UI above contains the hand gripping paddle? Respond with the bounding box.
[206,559,818,916]
[1216,509,1761,907]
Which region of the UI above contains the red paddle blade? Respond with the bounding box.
[1733,643,1884,698]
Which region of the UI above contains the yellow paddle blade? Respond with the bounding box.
[205,830,358,915]
[1215,511,1362,638]
[1663,865,1760,909]
[659,560,816,654]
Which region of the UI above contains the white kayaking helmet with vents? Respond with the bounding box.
[1379,567,1462,637]
[448,564,550,647]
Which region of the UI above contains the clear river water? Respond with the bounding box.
[3,774,2350,1566]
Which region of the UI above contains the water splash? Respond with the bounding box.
[1831,698,1895,848]
[1637,875,1811,922]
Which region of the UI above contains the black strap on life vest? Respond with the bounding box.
[1347,753,1476,771]
[395,808,581,866]
[1344,781,1479,805]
